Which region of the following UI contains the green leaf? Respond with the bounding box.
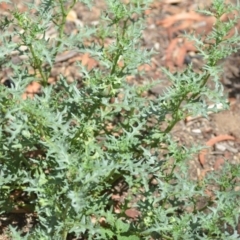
[116,219,130,233]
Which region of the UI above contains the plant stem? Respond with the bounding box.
[29,44,48,86]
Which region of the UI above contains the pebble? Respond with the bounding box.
[191,129,201,134]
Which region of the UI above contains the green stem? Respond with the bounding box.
[56,0,77,50]
[61,201,71,239]
[161,234,173,240]
[189,72,210,101]
[163,94,186,134]
[29,44,48,86]
[110,19,128,76]
[163,71,211,135]
[46,0,77,81]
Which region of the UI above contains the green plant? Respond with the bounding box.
[0,0,240,239]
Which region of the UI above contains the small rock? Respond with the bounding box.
[191,129,201,134]
[149,84,163,95]
[215,142,226,151]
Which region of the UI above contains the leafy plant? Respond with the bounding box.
[0,0,240,239]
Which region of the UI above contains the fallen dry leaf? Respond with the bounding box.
[214,158,225,170]
[198,134,235,167]
[125,208,141,219]
[66,10,77,22]
[22,82,42,100]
